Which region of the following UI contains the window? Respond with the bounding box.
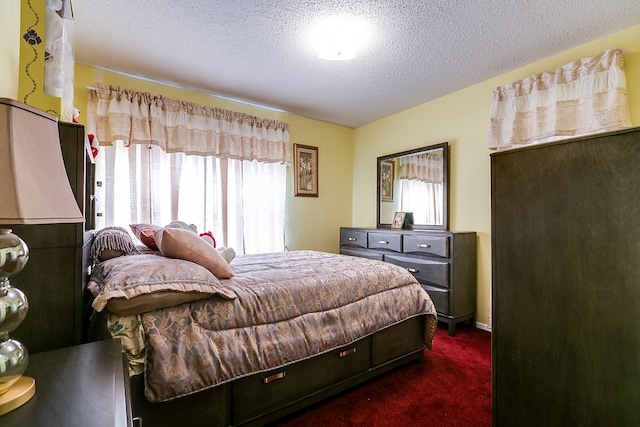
[94,142,286,254]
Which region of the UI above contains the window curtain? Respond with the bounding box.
[87,83,289,254]
[398,152,444,225]
[487,49,632,150]
[398,151,443,183]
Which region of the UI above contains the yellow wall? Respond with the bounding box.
[73,64,354,254]
[0,0,64,115]
[353,24,640,329]
[0,1,20,99]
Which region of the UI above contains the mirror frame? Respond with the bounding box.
[376,141,449,230]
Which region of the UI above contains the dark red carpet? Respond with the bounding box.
[273,323,491,426]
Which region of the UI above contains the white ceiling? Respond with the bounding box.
[72,0,640,128]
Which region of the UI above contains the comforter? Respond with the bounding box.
[106,251,437,402]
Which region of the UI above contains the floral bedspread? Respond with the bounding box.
[110,250,437,403]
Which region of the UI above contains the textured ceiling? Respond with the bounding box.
[73,0,640,128]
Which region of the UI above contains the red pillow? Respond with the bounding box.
[130,223,162,250]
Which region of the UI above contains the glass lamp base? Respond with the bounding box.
[0,376,35,415]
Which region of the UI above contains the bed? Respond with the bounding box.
[84,227,438,427]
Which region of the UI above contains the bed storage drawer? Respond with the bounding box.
[340,229,368,249]
[368,232,402,252]
[232,337,371,423]
[403,234,449,258]
[384,254,449,287]
[372,316,423,367]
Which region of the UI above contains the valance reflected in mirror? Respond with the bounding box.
[376,142,449,230]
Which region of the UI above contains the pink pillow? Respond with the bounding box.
[154,227,234,279]
[130,223,162,250]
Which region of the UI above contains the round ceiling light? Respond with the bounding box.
[313,16,367,61]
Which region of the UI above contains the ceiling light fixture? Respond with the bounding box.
[314,17,367,61]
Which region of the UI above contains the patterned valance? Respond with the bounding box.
[398,151,443,183]
[488,49,632,150]
[87,83,290,164]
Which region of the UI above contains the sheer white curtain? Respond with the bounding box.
[400,180,443,225]
[87,83,289,254]
[398,152,444,225]
[488,49,632,150]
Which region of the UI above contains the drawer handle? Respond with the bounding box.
[417,244,431,248]
[407,268,419,273]
[339,348,357,357]
[378,240,389,245]
[263,371,286,384]
[348,237,357,241]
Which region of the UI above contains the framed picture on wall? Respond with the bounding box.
[294,144,318,197]
[380,160,394,201]
[391,211,406,229]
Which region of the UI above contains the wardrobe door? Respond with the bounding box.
[1,122,86,353]
[491,128,640,426]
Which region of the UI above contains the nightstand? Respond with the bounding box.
[1,339,132,426]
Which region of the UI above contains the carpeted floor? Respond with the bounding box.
[273,322,491,426]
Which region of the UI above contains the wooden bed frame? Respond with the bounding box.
[82,232,429,426]
[128,315,426,427]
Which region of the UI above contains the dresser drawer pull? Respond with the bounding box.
[417,243,431,248]
[339,348,357,357]
[263,371,286,384]
[378,240,389,244]
[348,237,357,241]
[407,268,419,273]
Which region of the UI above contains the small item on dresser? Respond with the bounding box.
[391,211,407,229]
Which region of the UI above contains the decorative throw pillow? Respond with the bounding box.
[130,223,162,250]
[154,227,234,279]
[87,254,236,315]
[91,226,140,266]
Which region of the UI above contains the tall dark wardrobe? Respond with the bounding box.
[491,126,640,426]
[1,121,94,354]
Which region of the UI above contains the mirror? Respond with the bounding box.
[376,142,449,230]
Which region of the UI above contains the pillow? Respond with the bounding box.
[130,223,162,250]
[154,227,234,279]
[91,226,140,266]
[166,220,198,233]
[87,254,236,315]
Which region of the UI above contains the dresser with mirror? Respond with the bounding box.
[340,142,477,335]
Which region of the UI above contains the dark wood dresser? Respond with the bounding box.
[340,227,476,335]
[1,121,93,353]
[491,126,640,426]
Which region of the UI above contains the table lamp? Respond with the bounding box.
[0,98,84,415]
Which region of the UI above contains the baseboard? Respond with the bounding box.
[474,321,491,332]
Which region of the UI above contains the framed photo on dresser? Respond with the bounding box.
[391,212,406,229]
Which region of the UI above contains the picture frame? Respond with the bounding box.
[294,144,318,197]
[391,211,406,229]
[380,160,394,201]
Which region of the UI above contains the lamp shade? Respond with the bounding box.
[0,98,84,225]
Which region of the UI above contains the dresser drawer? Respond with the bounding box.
[340,247,384,260]
[421,284,449,314]
[340,229,368,249]
[384,254,449,287]
[232,337,371,423]
[403,234,449,258]
[368,232,402,252]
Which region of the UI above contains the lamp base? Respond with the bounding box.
[0,376,35,415]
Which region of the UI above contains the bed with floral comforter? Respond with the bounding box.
[88,250,437,406]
